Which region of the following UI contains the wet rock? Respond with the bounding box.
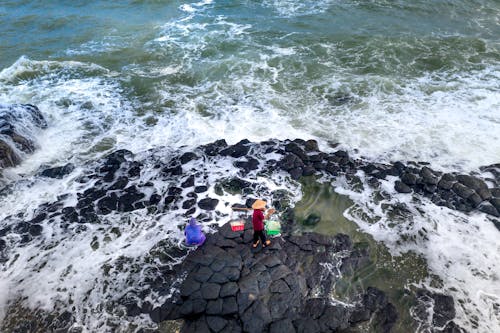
[220,140,250,158]
[478,202,499,217]
[395,180,412,193]
[452,182,474,199]
[438,179,454,190]
[490,198,500,212]
[373,303,398,333]
[420,167,439,185]
[401,172,418,186]
[304,139,319,152]
[303,213,321,226]
[235,157,259,173]
[180,152,198,164]
[0,104,47,168]
[285,142,308,162]
[289,167,303,180]
[181,175,195,188]
[162,164,182,176]
[302,165,316,176]
[221,178,251,194]
[432,294,456,328]
[278,154,304,171]
[195,185,208,193]
[40,163,75,179]
[0,238,6,251]
[198,198,219,211]
[202,139,227,156]
[0,141,20,168]
[28,224,43,236]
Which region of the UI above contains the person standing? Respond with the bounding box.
[251,199,275,248]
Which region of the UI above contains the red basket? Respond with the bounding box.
[230,220,245,231]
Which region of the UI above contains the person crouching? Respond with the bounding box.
[251,199,275,248]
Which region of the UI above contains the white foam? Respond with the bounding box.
[333,174,500,332]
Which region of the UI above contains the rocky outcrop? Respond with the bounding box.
[0,104,47,168]
[150,220,397,333]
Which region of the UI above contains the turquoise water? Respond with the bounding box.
[1,0,499,170]
[1,1,500,332]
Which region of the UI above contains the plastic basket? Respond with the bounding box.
[230,220,245,232]
[265,220,281,236]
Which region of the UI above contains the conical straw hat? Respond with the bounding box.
[251,199,267,210]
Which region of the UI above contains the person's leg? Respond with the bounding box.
[259,231,270,247]
[253,231,260,247]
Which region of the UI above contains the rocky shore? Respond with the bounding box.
[1,105,498,332]
[0,104,47,169]
[150,220,399,333]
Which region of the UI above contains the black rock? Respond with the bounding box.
[302,165,316,176]
[303,213,321,226]
[206,299,223,315]
[97,193,119,214]
[28,224,43,236]
[181,175,195,188]
[195,185,208,193]
[289,167,303,180]
[420,167,439,185]
[109,176,129,190]
[221,296,238,315]
[304,139,319,152]
[374,302,398,333]
[201,283,221,300]
[270,319,296,333]
[162,164,183,176]
[478,202,499,217]
[0,238,6,251]
[285,142,308,162]
[490,198,500,212]
[467,192,483,207]
[395,181,412,193]
[278,154,304,171]
[40,163,75,179]
[127,161,142,178]
[149,193,162,206]
[220,282,239,297]
[319,305,350,331]
[456,174,488,192]
[202,139,228,156]
[438,179,454,190]
[221,178,251,194]
[182,199,196,210]
[198,198,219,211]
[206,316,227,332]
[363,287,387,312]
[180,152,198,164]
[401,172,417,186]
[235,157,259,173]
[432,294,456,328]
[180,278,201,298]
[452,183,474,199]
[220,141,250,158]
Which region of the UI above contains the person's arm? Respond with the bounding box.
[265,208,276,219]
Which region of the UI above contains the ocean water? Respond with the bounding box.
[0,0,499,332]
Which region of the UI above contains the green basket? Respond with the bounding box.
[265,220,281,236]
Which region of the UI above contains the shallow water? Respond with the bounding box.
[294,178,432,332]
